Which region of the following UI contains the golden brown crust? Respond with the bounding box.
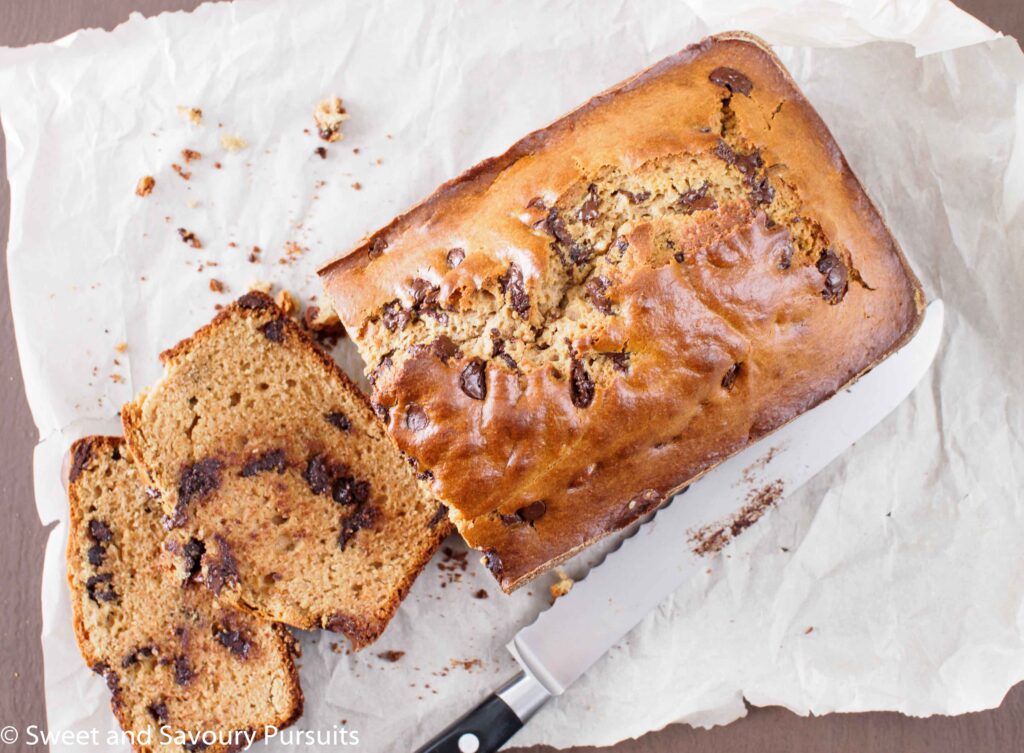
[319,33,925,591]
[65,436,303,753]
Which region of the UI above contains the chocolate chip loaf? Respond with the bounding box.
[122,292,450,647]
[319,32,925,592]
[66,436,302,753]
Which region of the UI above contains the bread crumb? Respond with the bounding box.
[186,199,200,209]
[473,589,488,599]
[171,163,192,181]
[377,650,405,663]
[248,280,273,294]
[213,161,222,169]
[351,182,362,191]
[114,342,128,354]
[209,279,225,293]
[111,374,125,384]
[315,146,327,159]
[176,105,203,125]
[182,148,202,163]
[135,176,155,197]
[279,241,306,265]
[314,96,349,142]
[248,246,261,263]
[275,289,298,317]
[177,228,202,249]
[804,626,814,635]
[549,570,574,602]
[220,133,248,152]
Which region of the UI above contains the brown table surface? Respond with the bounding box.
[2,2,1022,751]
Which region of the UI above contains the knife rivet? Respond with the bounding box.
[458,733,480,753]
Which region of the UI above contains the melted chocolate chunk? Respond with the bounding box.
[409,278,440,308]
[369,353,393,387]
[371,401,390,423]
[259,318,286,343]
[381,300,411,332]
[482,549,503,578]
[178,459,223,507]
[121,645,155,668]
[88,519,113,543]
[215,627,252,659]
[544,208,573,245]
[338,505,379,550]
[69,441,93,482]
[417,469,434,481]
[676,182,718,214]
[173,655,193,686]
[324,411,351,431]
[182,537,205,584]
[428,504,448,529]
[585,276,613,314]
[570,358,595,409]
[709,66,753,96]
[147,701,169,723]
[405,403,429,431]
[568,242,592,266]
[674,251,686,263]
[237,291,272,310]
[459,358,487,401]
[527,196,547,210]
[615,188,651,204]
[721,362,742,390]
[577,184,601,223]
[240,448,286,478]
[204,536,239,596]
[603,351,630,373]
[432,335,462,364]
[778,243,794,270]
[86,573,117,603]
[87,545,105,567]
[498,264,530,319]
[304,455,332,495]
[367,236,387,260]
[446,247,466,268]
[516,500,547,523]
[750,175,775,205]
[816,249,849,304]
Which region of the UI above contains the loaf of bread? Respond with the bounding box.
[66,436,302,753]
[319,33,925,591]
[122,292,450,647]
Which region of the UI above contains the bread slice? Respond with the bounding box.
[122,292,449,647]
[66,436,302,753]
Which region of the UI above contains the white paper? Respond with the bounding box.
[1,0,1022,750]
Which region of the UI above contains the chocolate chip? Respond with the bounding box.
[178,459,223,508]
[674,251,685,263]
[182,537,205,584]
[92,663,121,695]
[615,188,650,204]
[570,358,595,409]
[368,237,387,260]
[446,247,465,268]
[69,441,94,482]
[473,589,489,599]
[329,475,358,506]
[214,627,252,659]
[568,242,592,266]
[778,243,794,270]
[544,208,573,245]
[750,175,775,205]
[482,549,503,577]
[676,182,718,214]
[516,500,547,523]
[88,519,113,543]
[338,505,379,550]
[428,504,448,529]
[352,480,370,505]
[87,545,105,567]
[431,335,462,364]
[304,455,332,495]
[709,66,753,96]
[371,401,390,423]
[240,448,286,477]
[121,645,155,668]
[260,318,286,343]
[405,404,429,431]
[409,278,440,308]
[204,535,239,596]
[577,184,601,223]
[603,351,630,372]
[721,362,742,390]
[498,263,530,319]
[325,412,351,431]
[315,146,327,159]
[381,300,410,332]
[459,358,487,400]
[527,196,547,210]
[237,291,272,310]
[173,655,193,686]
[816,249,849,304]
[147,701,169,723]
[86,573,116,603]
[585,276,613,314]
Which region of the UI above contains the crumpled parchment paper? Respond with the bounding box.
[1,0,1022,750]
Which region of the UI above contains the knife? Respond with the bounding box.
[415,299,944,753]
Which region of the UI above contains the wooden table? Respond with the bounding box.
[1,2,1021,751]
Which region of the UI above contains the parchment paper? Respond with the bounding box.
[1,0,1022,750]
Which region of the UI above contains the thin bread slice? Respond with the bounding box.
[66,436,302,753]
[122,292,450,647]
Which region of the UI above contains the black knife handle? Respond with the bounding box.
[414,672,550,753]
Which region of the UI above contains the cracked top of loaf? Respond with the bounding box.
[319,32,925,591]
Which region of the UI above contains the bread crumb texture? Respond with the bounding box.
[66,436,302,753]
[122,293,449,647]
[319,35,924,591]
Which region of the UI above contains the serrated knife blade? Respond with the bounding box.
[416,299,944,753]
